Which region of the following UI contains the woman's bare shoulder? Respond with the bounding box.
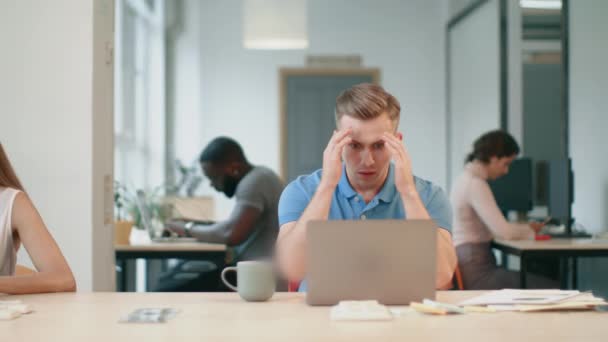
[11,191,39,228]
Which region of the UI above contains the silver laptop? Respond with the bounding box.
[135,190,200,243]
[306,219,437,306]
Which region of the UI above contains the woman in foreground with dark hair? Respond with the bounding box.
[0,142,76,294]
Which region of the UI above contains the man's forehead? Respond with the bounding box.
[338,115,394,135]
[346,122,394,143]
[349,130,386,144]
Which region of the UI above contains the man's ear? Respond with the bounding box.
[396,132,403,141]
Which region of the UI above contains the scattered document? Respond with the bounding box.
[459,289,582,306]
[459,289,606,313]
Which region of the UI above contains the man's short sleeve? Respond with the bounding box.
[234,171,266,211]
[424,185,453,232]
[278,179,313,226]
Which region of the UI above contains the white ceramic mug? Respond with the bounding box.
[221,261,275,302]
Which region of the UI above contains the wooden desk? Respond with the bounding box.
[492,238,608,289]
[115,242,227,292]
[4,291,607,341]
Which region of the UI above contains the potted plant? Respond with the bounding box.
[114,181,176,242]
[114,181,134,245]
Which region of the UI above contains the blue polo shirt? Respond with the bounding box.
[278,163,452,291]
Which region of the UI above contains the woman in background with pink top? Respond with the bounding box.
[0,143,75,294]
[450,131,554,289]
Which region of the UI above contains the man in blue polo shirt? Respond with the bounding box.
[276,83,457,291]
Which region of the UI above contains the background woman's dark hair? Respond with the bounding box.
[465,130,520,164]
[0,143,25,191]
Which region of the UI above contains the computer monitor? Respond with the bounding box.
[547,158,574,231]
[489,158,534,214]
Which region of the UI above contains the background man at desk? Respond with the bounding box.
[276,83,457,290]
[161,137,284,291]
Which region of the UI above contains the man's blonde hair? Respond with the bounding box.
[335,83,400,129]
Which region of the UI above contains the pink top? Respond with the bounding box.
[450,162,534,246]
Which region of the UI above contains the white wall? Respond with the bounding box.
[0,0,114,291]
[447,0,501,189]
[173,0,447,219]
[569,0,608,234]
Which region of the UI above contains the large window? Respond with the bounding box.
[114,0,166,191]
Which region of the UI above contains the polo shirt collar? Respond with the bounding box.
[337,163,396,203]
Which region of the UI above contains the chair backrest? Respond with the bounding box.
[15,264,36,276]
[287,281,300,292]
[452,265,464,290]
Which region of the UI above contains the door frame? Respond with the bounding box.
[278,68,381,181]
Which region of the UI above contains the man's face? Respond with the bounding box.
[201,162,239,198]
[338,114,397,192]
[487,155,516,180]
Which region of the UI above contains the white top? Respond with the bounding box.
[0,187,20,276]
[450,162,534,246]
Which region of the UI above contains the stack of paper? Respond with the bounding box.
[330,300,393,321]
[459,289,606,312]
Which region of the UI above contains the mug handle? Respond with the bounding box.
[221,266,238,291]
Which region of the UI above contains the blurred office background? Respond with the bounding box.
[1,0,606,294]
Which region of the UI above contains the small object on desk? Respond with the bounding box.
[119,308,180,323]
[422,299,464,314]
[330,300,393,321]
[0,303,32,314]
[0,308,21,320]
[535,234,551,241]
[0,300,33,314]
[541,224,566,235]
[410,302,447,315]
[463,306,496,313]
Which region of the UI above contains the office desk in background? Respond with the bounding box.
[492,238,608,289]
[4,291,608,341]
[115,242,227,292]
